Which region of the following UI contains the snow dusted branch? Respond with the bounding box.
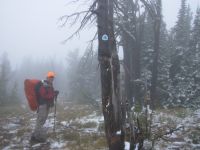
[151,125,184,146]
[140,0,157,18]
[115,22,136,41]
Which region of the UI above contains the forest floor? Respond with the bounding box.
[0,102,200,150]
[147,107,200,150]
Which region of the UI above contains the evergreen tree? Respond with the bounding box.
[169,0,192,83]
[141,13,154,72]
[185,5,193,47]
[141,12,169,84]
[174,0,191,48]
[157,21,171,90]
[0,52,11,105]
[141,12,169,95]
[190,7,200,59]
[185,7,200,108]
[167,2,196,107]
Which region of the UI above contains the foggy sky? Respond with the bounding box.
[0,0,200,68]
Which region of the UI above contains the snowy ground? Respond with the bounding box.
[0,103,200,150]
[0,103,107,150]
[150,109,200,150]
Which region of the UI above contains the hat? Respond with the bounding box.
[47,71,55,78]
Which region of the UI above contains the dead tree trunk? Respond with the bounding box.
[150,0,162,109]
[97,0,124,149]
[120,1,145,149]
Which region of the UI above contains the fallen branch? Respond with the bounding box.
[152,125,184,141]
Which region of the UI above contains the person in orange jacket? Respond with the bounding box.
[31,71,59,142]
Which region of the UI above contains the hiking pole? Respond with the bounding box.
[53,95,57,133]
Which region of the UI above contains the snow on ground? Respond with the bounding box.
[153,108,200,149]
[124,141,130,150]
[50,141,66,149]
[0,104,106,150]
[44,118,54,128]
[71,111,104,133]
[2,123,20,130]
[60,121,70,127]
[1,105,200,149]
[77,111,104,124]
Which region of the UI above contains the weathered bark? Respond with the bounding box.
[121,0,137,107]
[122,13,133,107]
[150,0,162,110]
[119,0,143,108]
[122,30,135,149]
[97,0,124,149]
[120,1,146,149]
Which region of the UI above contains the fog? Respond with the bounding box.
[1,1,200,149]
[163,0,200,29]
[0,0,94,67]
[0,0,199,67]
[0,0,200,101]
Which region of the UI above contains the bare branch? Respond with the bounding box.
[115,21,136,41]
[60,0,98,43]
[113,0,125,15]
[59,11,88,27]
[88,31,98,44]
[153,125,184,141]
[140,0,156,18]
[66,0,81,6]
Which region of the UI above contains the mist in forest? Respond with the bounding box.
[1,0,200,149]
[0,0,199,105]
[0,0,199,67]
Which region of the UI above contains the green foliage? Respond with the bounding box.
[190,7,200,52]
[190,7,200,78]
[189,130,200,144]
[168,0,192,83]
[174,0,192,48]
[134,103,143,113]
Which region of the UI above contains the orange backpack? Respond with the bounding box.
[24,79,41,111]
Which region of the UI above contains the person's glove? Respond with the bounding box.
[54,90,59,98]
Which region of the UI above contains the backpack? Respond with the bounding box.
[24,79,42,111]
